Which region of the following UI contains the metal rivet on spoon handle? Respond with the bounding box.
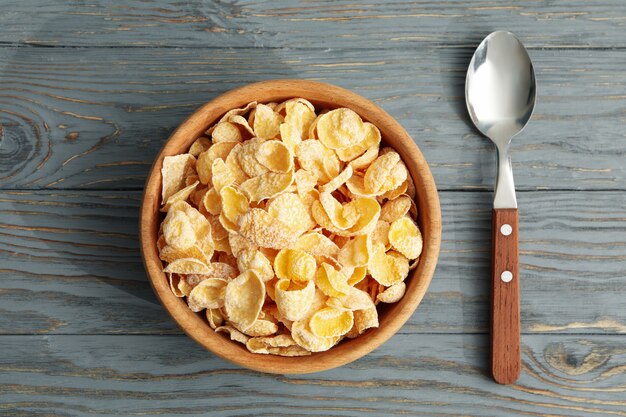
[465,31,536,385]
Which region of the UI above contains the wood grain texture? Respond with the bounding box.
[0,0,624,48]
[0,191,177,335]
[491,209,521,384]
[1,334,626,416]
[2,190,625,335]
[0,47,624,190]
[0,0,622,412]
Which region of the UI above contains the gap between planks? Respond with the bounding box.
[0,42,625,51]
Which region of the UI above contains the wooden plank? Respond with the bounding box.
[0,191,178,335]
[1,334,625,416]
[0,0,625,48]
[1,190,625,335]
[0,47,624,190]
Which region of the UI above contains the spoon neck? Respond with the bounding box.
[496,143,510,156]
[494,146,517,209]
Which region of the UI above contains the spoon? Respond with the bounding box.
[465,31,536,385]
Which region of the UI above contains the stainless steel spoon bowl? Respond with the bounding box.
[466,31,536,209]
[465,31,536,385]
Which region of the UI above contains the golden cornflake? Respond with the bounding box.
[338,286,375,311]
[163,209,196,250]
[349,145,380,171]
[167,273,184,298]
[388,217,423,260]
[256,140,293,173]
[279,122,301,154]
[211,121,243,143]
[364,151,407,194]
[237,249,274,282]
[215,325,250,344]
[253,103,283,140]
[295,139,328,182]
[347,266,367,286]
[220,186,249,225]
[316,263,351,298]
[228,232,257,258]
[224,144,248,185]
[237,137,269,177]
[372,220,391,250]
[319,165,353,194]
[354,307,379,334]
[294,169,318,195]
[368,243,410,286]
[293,232,339,258]
[196,142,238,185]
[380,195,412,223]
[206,308,224,329]
[238,208,297,249]
[246,334,311,356]
[159,243,210,265]
[202,187,222,215]
[335,122,381,162]
[338,235,369,268]
[187,278,228,312]
[275,278,316,321]
[377,282,407,304]
[267,192,315,236]
[291,319,340,353]
[274,249,316,282]
[283,100,316,137]
[239,318,278,337]
[211,158,235,191]
[161,154,196,201]
[213,101,257,125]
[379,174,409,201]
[317,108,365,150]
[189,185,208,208]
[228,115,255,137]
[163,258,210,275]
[161,181,198,212]
[309,307,354,338]
[224,270,265,331]
[239,170,294,202]
[189,137,212,156]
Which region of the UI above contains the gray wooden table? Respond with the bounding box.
[1,1,625,416]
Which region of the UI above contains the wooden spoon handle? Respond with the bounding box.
[491,208,520,384]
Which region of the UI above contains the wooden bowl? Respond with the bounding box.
[140,79,441,374]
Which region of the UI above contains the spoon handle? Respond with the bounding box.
[491,208,520,384]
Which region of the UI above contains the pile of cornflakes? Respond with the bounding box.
[158,99,422,356]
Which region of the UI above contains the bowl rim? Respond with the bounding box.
[140,79,441,374]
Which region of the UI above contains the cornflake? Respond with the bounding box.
[157,98,423,355]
